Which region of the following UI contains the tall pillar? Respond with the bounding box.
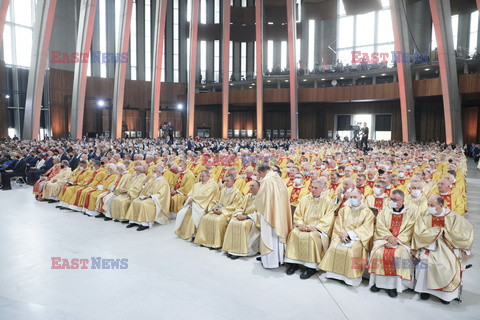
[23,0,57,140]
[390,0,416,142]
[286,0,298,140]
[111,0,133,139]
[186,0,199,138]
[221,0,230,139]
[149,0,168,139]
[255,0,263,139]
[0,0,10,49]
[70,0,97,140]
[429,0,463,145]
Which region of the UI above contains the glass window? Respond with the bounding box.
[381,0,390,8]
[115,0,121,52]
[377,10,393,44]
[469,11,478,55]
[281,41,287,70]
[100,0,107,77]
[130,1,137,80]
[241,42,246,79]
[337,48,353,65]
[145,0,152,81]
[214,0,220,24]
[200,0,207,24]
[229,41,233,79]
[3,24,13,65]
[338,16,354,48]
[356,12,375,47]
[452,14,458,49]
[308,20,315,70]
[214,40,220,82]
[15,27,32,67]
[338,0,346,16]
[267,40,273,71]
[14,0,32,27]
[173,0,179,82]
[200,40,206,82]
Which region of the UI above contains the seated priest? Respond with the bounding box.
[287,173,310,214]
[95,163,132,220]
[110,166,148,223]
[365,179,389,214]
[39,160,72,202]
[169,161,196,214]
[56,161,94,209]
[405,181,428,218]
[175,170,220,241]
[82,164,118,216]
[284,179,336,279]
[124,164,171,231]
[194,174,243,248]
[319,189,375,286]
[368,189,416,298]
[222,180,261,259]
[33,156,61,199]
[412,194,473,304]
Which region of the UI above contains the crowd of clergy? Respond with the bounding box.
[0,137,474,304]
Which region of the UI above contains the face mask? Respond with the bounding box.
[320,165,326,170]
[384,166,390,171]
[389,200,397,209]
[346,187,353,193]
[350,198,359,207]
[286,168,291,173]
[427,206,438,215]
[406,165,412,170]
[251,176,258,181]
[398,172,405,178]
[294,178,302,185]
[338,172,345,176]
[304,172,310,176]
[411,189,422,198]
[373,187,382,195]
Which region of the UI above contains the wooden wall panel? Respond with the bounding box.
[462,107,479,144]
[414,98,446,142]
[194,106,222,138]
[49,68,186,138]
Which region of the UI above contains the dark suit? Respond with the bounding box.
[1,158,26,189]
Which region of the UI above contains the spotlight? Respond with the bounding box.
[5,94,10,99]
[425,68,430,71]
[381,73,386,76]
[96,99,105,107]
[177,103,183,110]
[361,75,365,78]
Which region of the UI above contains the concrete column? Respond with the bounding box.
[429,0,463,144]
[457,12,470,53]
[0,0,10,49]
[222,0,230,139]
[23,0,57,140]
[286,0,298,140]
[149,0,167,138]
[406,0,432,53]
[70,0,98,140]
[390,0,416,142]
[136,0,146,81]
[106,0,116,77]
[111,0,133,139]
[186,0,199,138]
[255,0,263,139]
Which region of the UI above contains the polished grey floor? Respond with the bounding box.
[0,161,479,320]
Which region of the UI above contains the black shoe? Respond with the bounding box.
[55,205,62,208]
[300,268,317,279]
[440,299,450,305]
[370,285,381,293]
[137,226,149,231]
[208,247,216,250]
[95,213,105,218]
[286,264,300,275]
[104,217,112,221]
[420,293,430,300]
[256,256,262,261]
[230,255,239,260]
[2,187,12,190]
[387,289,398,298]
[113,219,119,222]
[226,253,232,258]
[121,220,129,224]
[126,223,137,228]
[47,199,58,203]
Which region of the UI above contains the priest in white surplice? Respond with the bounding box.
[254,164,293,269]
